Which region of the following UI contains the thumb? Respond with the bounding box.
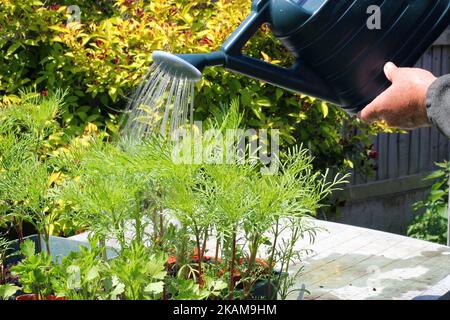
[359,85,397,123]
[384,62,399,82]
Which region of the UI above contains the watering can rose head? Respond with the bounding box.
[152,51,204,82]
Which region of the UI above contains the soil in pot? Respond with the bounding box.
[166,255,281,300]
[250,276,280,300]
[1,262,19,286]
[234,259,281,300]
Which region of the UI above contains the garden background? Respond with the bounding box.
[0,0,447,242]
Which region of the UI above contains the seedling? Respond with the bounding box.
[11,240,55,300]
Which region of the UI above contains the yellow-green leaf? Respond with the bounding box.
[256,98,271,107]
[261,51,270,62]
[6,42,22,57]
[320,102,329,118]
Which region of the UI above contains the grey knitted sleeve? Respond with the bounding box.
[426,75,450,138]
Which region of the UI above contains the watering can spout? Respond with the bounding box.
[176,52,227,74]
[223,55,340,105]
[152,51,226,82]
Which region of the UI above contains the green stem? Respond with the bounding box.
[267,218,280,299]
[268,219,279,272]
[152,208,159,246]
[44,233,50,256]
[116,222,126,249]
[177,224,189,279]
[44,214,52,256]
[243,236,259,299]
[214,237,220,265]
[228,229,237,301]
[201,227,208,261]
[36,284,42,300]
[134,205,142,245]
[0,264,5,285]
[284,225,299,277]
[14,217,24,243]
[99,238,107,261]
[192,222,204,287]
[37,232,43,254]
[278,224,300,299]
[159,208,164,242]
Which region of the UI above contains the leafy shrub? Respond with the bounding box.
[0,283,19,300]
[408,161,449,245]
[0,0,387,174]
[0,91,99,239]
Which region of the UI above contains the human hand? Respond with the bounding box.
[359,62,437,129]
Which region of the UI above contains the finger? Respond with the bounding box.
[359,62,399,122]
[359,101,381,123]
[384,62,399,82]
[359,85,397,122]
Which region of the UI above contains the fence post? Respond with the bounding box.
[447,175,450,247]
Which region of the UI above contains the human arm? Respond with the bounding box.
[359,62,450,135]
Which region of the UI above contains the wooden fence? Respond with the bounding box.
[334,29,450,235]
[351,43,450,185]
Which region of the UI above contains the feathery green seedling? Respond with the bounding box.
[0,90,69,252]
[0,236,15,285]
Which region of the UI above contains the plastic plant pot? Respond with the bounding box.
[5,235,117,265]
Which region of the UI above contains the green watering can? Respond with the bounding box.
[153,0,450,115]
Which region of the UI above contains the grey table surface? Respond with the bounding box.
[288,220,450,300]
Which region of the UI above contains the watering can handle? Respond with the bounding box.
[221,0,270,56]
[220,0,340,105]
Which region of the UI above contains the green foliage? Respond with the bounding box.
[11,239,54,299]
[54,100,347,299]
[408,162,449,245]
[52,238,115,300]
[0,90,67,160]
[0,236,14,265]
[0,0,387,174]
[196,142,347,298]
[108,241,166,300]
[54,138,155,247]
[0,154,51,242]
[12,235,220,300]
[0,236,15,285]
[7,99,350,300]
[0,284,19,300]
[166,275,227,300]
[0,90,84,244]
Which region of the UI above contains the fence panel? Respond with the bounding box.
[351,44,450,185]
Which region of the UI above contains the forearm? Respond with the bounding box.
[426,74,450,138]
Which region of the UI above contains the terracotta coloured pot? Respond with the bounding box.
[15,294,65,301]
